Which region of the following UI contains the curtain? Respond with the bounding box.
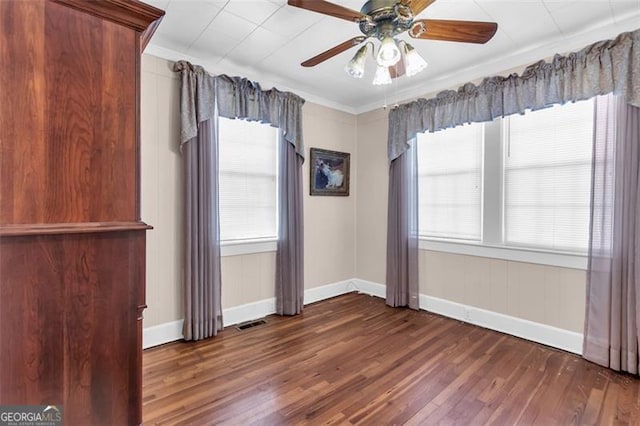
[182,118,223,340]
[386,139,419,309]
[388,28,640,162]
[175,63,305,156]
[385,28,640,368]
[276,132,305,315]
[174,61,306,336]
[583,95,640,373]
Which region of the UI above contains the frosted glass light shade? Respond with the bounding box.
[376,37,401,67]
[344,44,369,78]
[403,43,428,77]
[372,65,392,85]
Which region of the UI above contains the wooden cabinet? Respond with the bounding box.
[0,1,163,424]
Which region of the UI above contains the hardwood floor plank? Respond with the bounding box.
[143,293,640,425]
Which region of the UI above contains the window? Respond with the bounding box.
[218,117,278,242]
[417,123,484,240]
[417,98,595,255]
[504,101,594,252]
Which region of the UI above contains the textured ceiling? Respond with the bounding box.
[145,0,640,113]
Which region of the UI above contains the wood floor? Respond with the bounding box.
[143,293,640,425]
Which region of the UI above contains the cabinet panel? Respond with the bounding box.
[0,0,48,224]
[0,1,137,225]
[0,232,146,425]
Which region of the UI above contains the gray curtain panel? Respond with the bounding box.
[182,118,224,341]
[583,95,640,373]
[388,29,640,162]
[386,140,419,310]
[276,132,305,315]
[174,61,306,330]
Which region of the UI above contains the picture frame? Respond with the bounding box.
[310,148,350,196]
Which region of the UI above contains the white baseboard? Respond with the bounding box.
[144,278,584,355]
[350,279,582,355]
[304,279,353,304]
[351,278,386,298]
[143,320,183,349]
[144,279,355,349]
[222,297,276,329]
[418,294,583,355]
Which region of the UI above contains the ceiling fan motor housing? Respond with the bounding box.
[358,0,414,39]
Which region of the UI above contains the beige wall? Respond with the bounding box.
[303,103,358,289]
[141,55,357,327]
[141,54,183,327]
[355,108,388,284]
[221,252,276,309]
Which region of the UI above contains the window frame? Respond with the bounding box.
[217,117,279,255]
[417,122,485,242]
[220,238,277,257]
[418,106,592,270]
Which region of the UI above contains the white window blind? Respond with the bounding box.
[504,99,594,252]
[218,117,278,242]
[417,123,484,240]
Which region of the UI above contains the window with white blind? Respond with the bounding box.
[417,123,484,240]
[417,98,596,259]
[218,117,278,242]
[504,100,594,252]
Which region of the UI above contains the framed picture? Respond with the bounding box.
[310,148,350,196]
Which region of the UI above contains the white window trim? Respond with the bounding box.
[220,238,277,257]
[418,110,593,270]
[419,237,587,270]
[218,118,279,244]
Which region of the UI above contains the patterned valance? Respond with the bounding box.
[388,28,640,161]
[173,61,305,157]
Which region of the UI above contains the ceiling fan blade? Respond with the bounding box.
[402,0,437,17]
[301,36,367,67]
[288,0,365,22]
[389,59,406,79]
[409,19,498,44]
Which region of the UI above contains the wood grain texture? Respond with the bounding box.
[0,231,147,425]
[140,15,164,52]
[0,1,162,424]
[143,293,640,425]
[0,0,48,224]
[53,0,164,32]
[46,1,136,223]
[287,0,364,23]
[0,0,140,225]
[0,221,152,236]
[409,19,498,44]
[301,36,366,67]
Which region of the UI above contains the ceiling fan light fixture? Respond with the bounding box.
[376,36,401,67]
[402,42,428,77]
[372,64,392,86]
[344,44,369,78]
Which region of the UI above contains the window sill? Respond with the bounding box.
[419,238,587,270]
[220,239,277,257]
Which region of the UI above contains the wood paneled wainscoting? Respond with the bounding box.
[143,293,640,425]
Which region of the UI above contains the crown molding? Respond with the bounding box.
[143,44,359,115]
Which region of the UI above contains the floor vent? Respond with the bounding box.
[236,319,267,331]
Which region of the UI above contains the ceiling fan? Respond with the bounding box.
[288,0,498,84]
